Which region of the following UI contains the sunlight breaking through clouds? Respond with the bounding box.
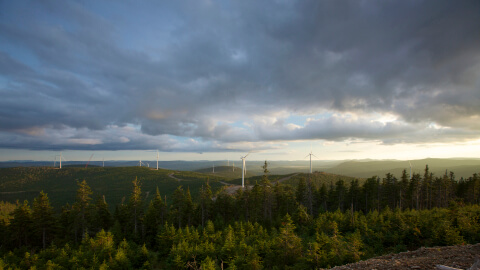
[0,0,479,160]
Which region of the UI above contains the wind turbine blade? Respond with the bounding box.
[244,152,250,158]
[408,161,412,167]
[304,154,310,159]
[312,154,319,159]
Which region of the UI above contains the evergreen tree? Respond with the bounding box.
[421,165,432,209]
[334,180,347,211]
[59,202,76,244]
[347,180,361,212]
[10,200,33,247]
[399,169,409,210]
[382,173,397,209]
[261,161,273,223]
[296,177,306,205]
[362,177,378,212]
[199,181,213,227]
[273,214,302,267]
[184,187,194,226]
[305,176,315,216]
[144,187,166,241]
[128,177,143,239]
[32,191,56,249]
[73,180,93,239]
[92,195,113,233]
[171,186,185,228]
[410,173,422,210]
[315,183,328,213]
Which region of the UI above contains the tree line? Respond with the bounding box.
[0,163,479,269]
[298,165,480,215]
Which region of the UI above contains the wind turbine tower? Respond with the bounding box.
[213,164,215,173]
[156,150,159,170]
[240,153,250,188]
[305,151,317,174]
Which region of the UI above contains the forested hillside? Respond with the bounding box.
[325,158,480,179]
[0,164,479,269]
[0,167,225,210]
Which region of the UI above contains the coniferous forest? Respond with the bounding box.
[1,164,480,269]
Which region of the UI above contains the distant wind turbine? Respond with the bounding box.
[212,164,215,173]
[232,161,235,172]
[55,152,66,169]
[156,150,159,170]
[305,151,318,174]
[241,152,250,188]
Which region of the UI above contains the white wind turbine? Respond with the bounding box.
[139,160,147,167]
[305,151,318,174]
[54,152,66,169]
[240,152,250,188]
[156,150,159,170]
[212,163,215,173]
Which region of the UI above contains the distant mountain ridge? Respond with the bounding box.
[0,158,478,179]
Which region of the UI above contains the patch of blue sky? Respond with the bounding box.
[167,135,193,144]
[0,42,41,69]
[228,121,249,129]
[285,114,308,126]
[126,123,142,131]
[286,111,334,125]
[0,75,7,88]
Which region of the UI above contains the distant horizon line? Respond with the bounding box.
[3,157,480,163]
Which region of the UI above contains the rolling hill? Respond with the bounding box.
[0,167,226,210]
[194,165,255,179]
[325,158,480,179]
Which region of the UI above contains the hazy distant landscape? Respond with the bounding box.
[2,157,479,178]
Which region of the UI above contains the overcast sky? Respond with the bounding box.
[1,0,480,161]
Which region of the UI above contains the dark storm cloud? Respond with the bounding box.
[0,0,479,151]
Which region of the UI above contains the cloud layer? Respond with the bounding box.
[0,0,479,153]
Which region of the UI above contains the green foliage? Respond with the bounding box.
[0,201,16,224]
[0,167,224,211]
[1,167,480,269]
